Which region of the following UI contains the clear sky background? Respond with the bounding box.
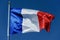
[0,0,60,40]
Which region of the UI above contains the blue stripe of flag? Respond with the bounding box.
[10,8,23,34]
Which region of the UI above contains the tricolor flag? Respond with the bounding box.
[10,8,54,34]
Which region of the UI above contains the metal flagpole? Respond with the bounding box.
[7,1,10,40]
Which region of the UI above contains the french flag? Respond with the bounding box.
[10,8,54,34]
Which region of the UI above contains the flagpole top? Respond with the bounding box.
[8,1,10,4]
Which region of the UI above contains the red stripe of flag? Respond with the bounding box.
[37,11,54,32]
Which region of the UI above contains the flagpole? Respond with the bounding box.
[7,1,10,40]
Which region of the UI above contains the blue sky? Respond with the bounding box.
[0,0,60,40]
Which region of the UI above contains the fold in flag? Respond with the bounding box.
[10,8,54,34]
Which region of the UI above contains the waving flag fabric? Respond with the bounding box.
[10,8,54,34]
